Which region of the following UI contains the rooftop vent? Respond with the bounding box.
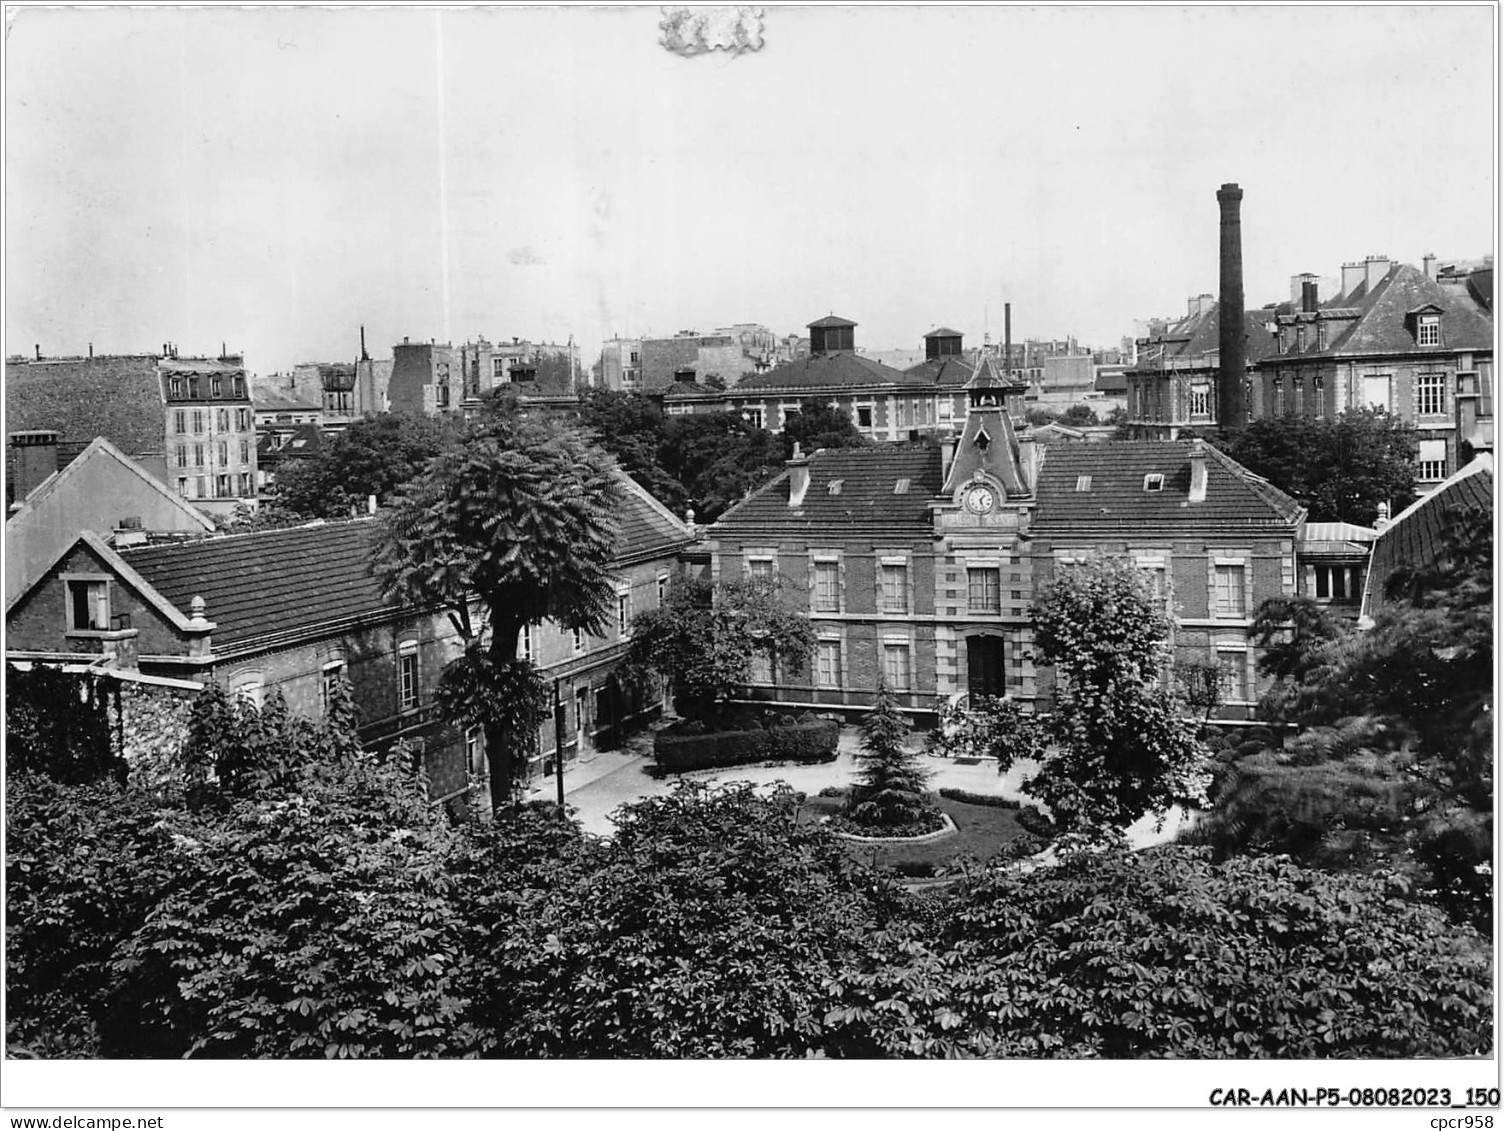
[827,479,844,495]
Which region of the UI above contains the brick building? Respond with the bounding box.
[709,359,1307,723]
[6,470,696,809]
[388,336,582,417]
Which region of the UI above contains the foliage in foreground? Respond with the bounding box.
[10,755,1492,1060]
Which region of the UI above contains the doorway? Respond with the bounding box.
[574,685,592,756]
[966,634,1005,701]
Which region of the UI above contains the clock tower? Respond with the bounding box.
[933,351,1035,707]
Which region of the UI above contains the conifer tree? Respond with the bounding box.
[850,680,936,829]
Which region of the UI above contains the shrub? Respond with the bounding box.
[654,718,838,773]
[1243,726,1276,748]
[938,787,1021,809]
[1015,804,1055,838]
[1233,740,1265,759]
[817,785,849,799]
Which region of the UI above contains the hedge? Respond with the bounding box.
[938,787,1021,810]
[655,718,839,773]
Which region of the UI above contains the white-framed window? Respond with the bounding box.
[856,405,873,429]
[816,639,842,688]
[572,626,586,655]
[1216,647,1250,703]
[1136,556,1169,606]
[175,445,188,469]
[238,438,250,464]
[64,577,110,633]
[742,406,764,430]
[879,561,908,613]
[217,440,229,466]
[216,408,230,432]
[882,641,912,689]
[1417,439,1448,481]
[174,409,186,434]
[812,559,840,612]
[1189,382,1210,419]
[1361,374,1392,412]
[967,567,1001,613]
[492,357,508,378]
[1213,562,1248,618]
[1143,473,1164,492]
[617,586,632,637]
[177,476,190,497]
[397,640,419,711]
[656,574,669,607]
[1415,372,1447,416]
[520,624,535,663]
[232,673,265,709]
[321,659,347,715]
[1417,316,1440,346]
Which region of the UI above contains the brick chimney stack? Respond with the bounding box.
[1217,183,1247,430]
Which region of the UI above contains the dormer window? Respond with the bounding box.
[1417,315,1440,346]
[1143,473,1164,492]
[975,427,991,452]
[827,479,844,495]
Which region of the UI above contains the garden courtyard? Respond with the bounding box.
[534,723,1192,855]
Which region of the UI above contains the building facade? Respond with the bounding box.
[6,470,696,810]
[709,370,1307,723]
[7,348,259,516]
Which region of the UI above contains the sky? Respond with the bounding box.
[4,4,1495,379]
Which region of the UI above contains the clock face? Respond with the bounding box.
[963,484,996,514]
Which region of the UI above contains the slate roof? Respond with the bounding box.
[116,469,692,653]
[807,315,858,329]
[731,351,923,391]
[122,519,387,652]
[1132,306,1281,372]
[1308,263,1493,358]
[714,444,942,536]
[1361,454,1493,619]
[6,355,167,463]
[253,385,321,413]
[904,352,982,386]
[1031,441,1303,533]
[924,327,964,339]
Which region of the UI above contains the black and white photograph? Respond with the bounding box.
[1,2,1496,1123]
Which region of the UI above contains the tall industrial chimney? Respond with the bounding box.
[1216,183,1247,430]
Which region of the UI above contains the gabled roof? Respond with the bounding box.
[121,519,390,652]
[1360,453,1493,619]
[1318,264,1493,357]
[731,351,923,392]
[111,468,690,654]
[1032,441,1304,533]
[807,315,857,329]
[713,445,942,536]
[4,437,215,608]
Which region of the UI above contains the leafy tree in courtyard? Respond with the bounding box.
[271,413,451,519]
[573,388,686,513]
[5,664,125,786]
[779,400,868,459]
[374,397,620,808]
[1216,408,1417,526]
[1192,504,1493,931]
[847,681,937,831]
[1027,554,1209,830]
[619,574,815,724]
[929,693,1049,770]
[1174,656,1224,727]
[659,411,782,522]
